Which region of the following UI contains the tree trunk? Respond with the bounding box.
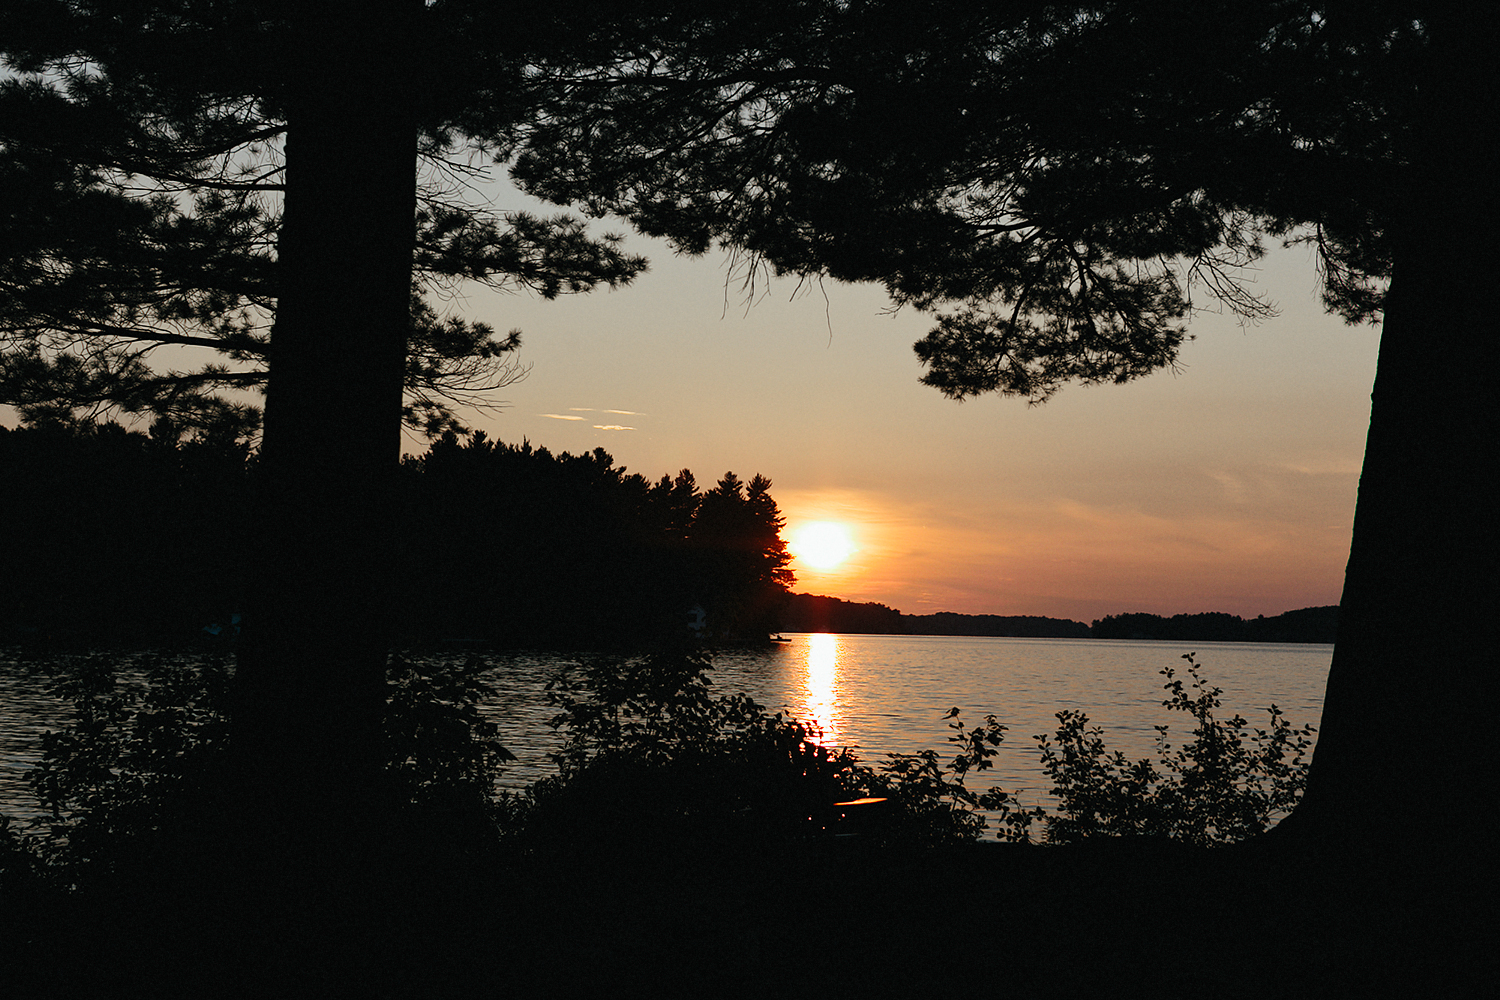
[1289,9,1498,856]
[231,1,420,852]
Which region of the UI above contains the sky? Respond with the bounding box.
[0,177,1378,626]
[438,186,1382,624]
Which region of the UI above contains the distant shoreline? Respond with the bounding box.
[778,595,1338,645]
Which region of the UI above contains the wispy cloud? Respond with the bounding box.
[593,424,635,431]
[540,413,585,421]
[568,407,642,416]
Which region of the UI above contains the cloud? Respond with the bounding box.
[540,413,585,421]
[602,409,640,415]
[593,424,635,431]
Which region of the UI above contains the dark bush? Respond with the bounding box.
[999,653,1317,844]
[0,650,515,890]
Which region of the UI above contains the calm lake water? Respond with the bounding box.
[0,634,1330,824]
[714,634,1329,809]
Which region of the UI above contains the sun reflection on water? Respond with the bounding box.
[803,633,842,746]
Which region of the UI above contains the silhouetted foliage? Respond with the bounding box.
[777,594,1088,638]
[1092,607,1338,643]
[0,3,681,845]
[18,652,235,887]
[685,472,795,641]
[1,645,1008,890]
[0,420,251,646]
[1092,612,1246,643]
[903,611,1091,639]
[510,647,860,849]
[510,3,1499,852]
[0,649,513,892]
[1,644,1322,904]
[777,594,905,634]
[508,646,1019,850]
[507,3,1419,399]
[0,420,794,650]
[5,0,1489,868]
[1243,605,1340,644]
[777,596,1334,641]
[398,431,793,647]
[0,2,647,440]
[994,655,1316,845]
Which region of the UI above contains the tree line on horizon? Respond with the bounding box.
[0,415,1340,648]
[0,420,793,649]
[404,429,792,647]
[777,593,1338,644]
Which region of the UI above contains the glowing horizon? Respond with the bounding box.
[433,185,1376,623]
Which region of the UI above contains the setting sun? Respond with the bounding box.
[791,521,857,570]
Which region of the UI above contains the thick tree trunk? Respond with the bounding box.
[231,1,420,851]
[1288,10,1498,856]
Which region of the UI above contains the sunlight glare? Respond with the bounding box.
[804,633,841,745]
[791,521,856,571]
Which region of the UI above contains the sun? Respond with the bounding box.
[791,521,857,570]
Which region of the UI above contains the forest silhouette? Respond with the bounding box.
[2,420,1337,648]
[0,420,793,649]
[780,594,1339,643]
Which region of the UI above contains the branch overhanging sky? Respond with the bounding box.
[448,184,1379,623]
[0,169,1372,624]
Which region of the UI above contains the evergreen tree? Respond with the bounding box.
[0,1,644,439]
[396,436,792,646]
[686,472,793,640]
[506,1,1496,855]
[746,473,795,593]
[0,1,651,852]
[648,469,702,545]
[0,418,251,645]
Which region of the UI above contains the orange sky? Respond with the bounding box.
[454,189,1380,624]
[1,183,1373,625]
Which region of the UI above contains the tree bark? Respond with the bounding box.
[1288,8,1499,855]
[231,1,421,852]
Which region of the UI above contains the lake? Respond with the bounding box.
[482,633,1330,807]
[0,634,1330,823]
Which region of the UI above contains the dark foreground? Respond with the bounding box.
[2,835,1487,998]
